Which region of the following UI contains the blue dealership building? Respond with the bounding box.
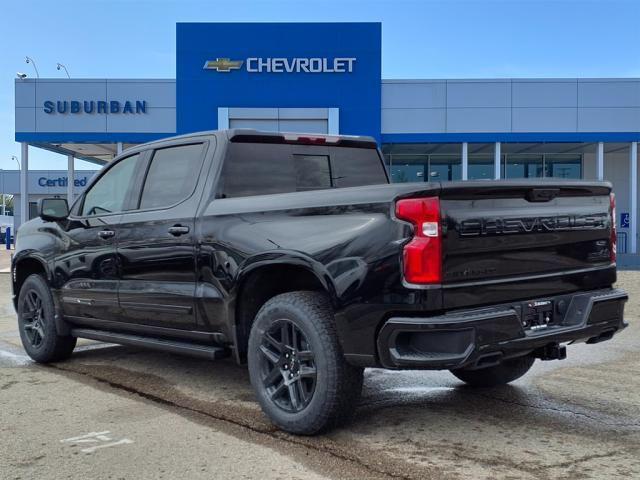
[13,22,640,253]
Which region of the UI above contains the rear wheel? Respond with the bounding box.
[247,291,363,435]
[18,274,76,363]
[451,355,535,387]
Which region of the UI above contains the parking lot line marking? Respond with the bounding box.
[81,438,133,454]
[61,431,112,443]
[0,348,31,365]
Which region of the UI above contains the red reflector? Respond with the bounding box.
[610,193,617,264]
[395,197,442,284]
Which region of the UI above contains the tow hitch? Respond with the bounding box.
[536,344,567,361]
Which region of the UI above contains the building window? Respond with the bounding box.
[382,144,461,183]
[28,202,38,220]
[387,155,427,183]
[430,155,462,181]
[502,143,584,179]
[544,154,582,179]
[504,154,544,179]
[383,142,584,182]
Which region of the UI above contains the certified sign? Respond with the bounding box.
[204,57,356,73]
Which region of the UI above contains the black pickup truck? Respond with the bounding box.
[12,129,628,434]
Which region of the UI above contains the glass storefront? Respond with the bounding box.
[382,142,584,183]
[382,144,461,183]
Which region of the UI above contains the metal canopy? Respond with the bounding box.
[29,142,139,165]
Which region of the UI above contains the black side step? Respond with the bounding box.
[70,328,228,360]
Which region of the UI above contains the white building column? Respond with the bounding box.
[597,141,604,181]
[494,142,501,180]
[461,142,468,180]
[20,143,28,229]
[630,141,638,254]
[116,142,123,155]
[1,171,5,216]
[217,107,229,130]
[67,154,75,205]
[328,108,340,135]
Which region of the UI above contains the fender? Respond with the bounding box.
[226,250,339,364]
[233,249,338,302]
[12,249,53,285]
[12,251,70,336]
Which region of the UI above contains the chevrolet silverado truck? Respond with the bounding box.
[12,129,628,435]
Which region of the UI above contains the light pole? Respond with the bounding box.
[10,155,22,215]
[25,56,39,78]
[56,63,70,78]
[10,156,20,217]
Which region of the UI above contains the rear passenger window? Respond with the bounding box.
[139,143,205,210]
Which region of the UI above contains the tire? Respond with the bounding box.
[451,355,535,387]
[247,291,363,435]
[17,274,76,363]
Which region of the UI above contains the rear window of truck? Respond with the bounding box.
[217,143,387,198]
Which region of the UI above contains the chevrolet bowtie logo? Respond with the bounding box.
[203,58,244,72]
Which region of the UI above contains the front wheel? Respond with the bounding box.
[451,355,535,387]
[18,274,76,363]
[247,291,363,435]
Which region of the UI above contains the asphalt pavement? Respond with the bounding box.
[1,272,639,479]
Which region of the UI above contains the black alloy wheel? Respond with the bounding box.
[21,289,46,348]
[258,318,317,413]
[248,291,363,434]
[18,274,77,363]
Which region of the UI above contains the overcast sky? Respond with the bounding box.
[2,0,638,171]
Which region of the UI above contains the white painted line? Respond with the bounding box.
[81,438,133,454]
[62,431,133,454]
[0,348,32,365]
[61,431,111,443]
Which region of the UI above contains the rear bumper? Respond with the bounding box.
[377,288,628,370]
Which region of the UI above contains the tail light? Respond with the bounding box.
[395,197,442,284]
[610,193,617,264]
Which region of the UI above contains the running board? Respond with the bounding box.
[70,328,229,360]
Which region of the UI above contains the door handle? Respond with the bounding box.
[168,225,190,236]
[98,229,115,239]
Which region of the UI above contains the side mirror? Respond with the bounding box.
[38,198,69,222]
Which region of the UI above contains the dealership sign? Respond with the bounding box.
[38,176,89,187]
[43,100,148,115]
[203,57,356,73]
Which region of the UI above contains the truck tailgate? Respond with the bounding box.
[439,181,615,308]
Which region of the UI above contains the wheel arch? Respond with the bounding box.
[12,253,69,335]
[231,254,337,363]
[12,254,50,308]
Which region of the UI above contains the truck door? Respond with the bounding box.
[116,141,210,330]
[57,152,144,322]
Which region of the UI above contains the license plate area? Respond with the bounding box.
[522,300,554,331]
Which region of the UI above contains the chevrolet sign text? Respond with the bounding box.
[204,57,356,73]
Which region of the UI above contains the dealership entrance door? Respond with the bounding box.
[218,107,339,134]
